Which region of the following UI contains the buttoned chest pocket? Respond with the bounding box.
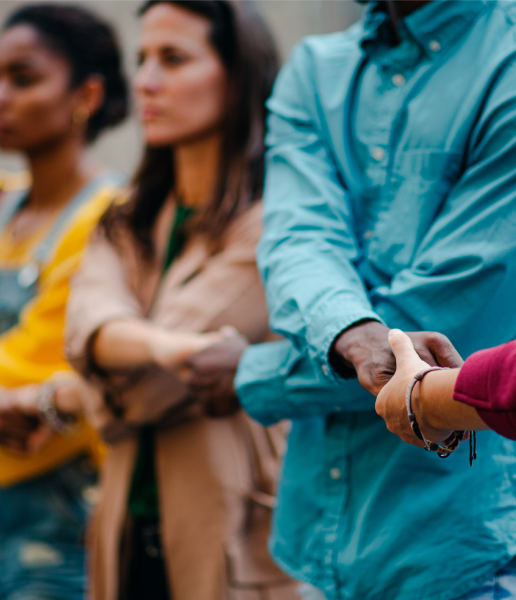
[370,150,463,273]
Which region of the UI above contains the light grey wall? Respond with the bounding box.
[0,0,362,176]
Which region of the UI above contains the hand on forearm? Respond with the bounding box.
[183,328,249,418]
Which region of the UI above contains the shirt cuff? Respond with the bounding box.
[235,341,294,426]
[305,301,384,384]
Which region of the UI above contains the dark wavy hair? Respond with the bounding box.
[103,0,279,257]
[4,3,129,142]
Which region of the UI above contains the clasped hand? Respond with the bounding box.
[0,384,53,453]
[151,326,249,418]
[333,320,463,446]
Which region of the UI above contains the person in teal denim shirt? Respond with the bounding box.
[236,2,516,599]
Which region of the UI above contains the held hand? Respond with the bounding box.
[333,321,395,395]
[375,330,454,447]
[151,330,226,371]
[333,320,464,396]
[0,386,52,453]
[183,327,249,418]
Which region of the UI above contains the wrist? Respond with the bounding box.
[333,319,387,366]
[54,383,83,416]
[37,383,78,434]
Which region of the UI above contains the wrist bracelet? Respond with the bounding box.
[406,367,477,465]
[37,382,78,435]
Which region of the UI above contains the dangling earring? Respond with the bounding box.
[72,106,90,130]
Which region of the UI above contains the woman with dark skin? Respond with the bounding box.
[0,5,127,599]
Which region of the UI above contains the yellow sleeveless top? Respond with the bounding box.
[0,180,120,486]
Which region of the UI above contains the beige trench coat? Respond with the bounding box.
[65,203,299,600]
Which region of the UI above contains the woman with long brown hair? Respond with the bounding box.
[66,2,298,599]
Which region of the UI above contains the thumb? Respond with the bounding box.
[388,329,418,366]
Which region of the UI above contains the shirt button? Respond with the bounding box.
[321,364,329,377]
[429,40,441,52]
[392,73,406,87]
[330,468,342,480]
[371,146,385,161]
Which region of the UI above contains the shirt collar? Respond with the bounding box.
[360,1,488,58]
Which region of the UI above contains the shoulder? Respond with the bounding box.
[278,25,363,84]
[269,25,364,121]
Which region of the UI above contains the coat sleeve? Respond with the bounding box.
[65,230,142,375]
[66,206,270,431]
[453,340,516,441]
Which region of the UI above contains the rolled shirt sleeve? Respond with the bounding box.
[258,42,383,381]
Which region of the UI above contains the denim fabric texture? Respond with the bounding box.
[0,456,97,600]
[236,1,516,599]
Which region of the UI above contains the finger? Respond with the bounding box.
[425,333,464,368]
[183,367,220,385]
[388,330,418,366]
[0,432,28,452]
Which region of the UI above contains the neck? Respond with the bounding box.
[174,131,222,209]
[26,135,91,211]
[386,0,433,42]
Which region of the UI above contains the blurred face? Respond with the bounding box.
[134,3,229,147]
[0,24,80,152]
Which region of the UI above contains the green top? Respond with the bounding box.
[127,204,194,521]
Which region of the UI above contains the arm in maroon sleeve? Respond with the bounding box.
[454,340,516,440]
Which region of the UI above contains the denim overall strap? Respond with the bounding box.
[33,170,124,264]
[0,190,29,238]
[0,171,124,335]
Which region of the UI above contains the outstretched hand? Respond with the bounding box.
[375,329,454,447]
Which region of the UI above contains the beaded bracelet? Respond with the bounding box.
[406,367,477,466]
[36,382,78,435]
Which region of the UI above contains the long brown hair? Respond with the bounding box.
[102,0,279,257]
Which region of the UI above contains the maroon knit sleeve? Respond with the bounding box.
[453,340,516,440]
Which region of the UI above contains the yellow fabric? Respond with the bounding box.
[0,183,118,487]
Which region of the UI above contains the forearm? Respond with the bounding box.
[92,318,220,373]
[93,319,161,370]
[416,369,489,432]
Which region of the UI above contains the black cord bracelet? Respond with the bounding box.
[405,367,477,465]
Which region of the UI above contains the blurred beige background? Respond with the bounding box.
[0,0,362,177]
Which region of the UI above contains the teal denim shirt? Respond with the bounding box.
[236,2,516,599]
